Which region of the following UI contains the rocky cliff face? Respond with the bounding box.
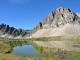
[30,22,42,35]
[0,23,31,37]
[31,7,80,35]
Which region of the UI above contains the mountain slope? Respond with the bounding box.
[30,23,80,38]
[53,23,80,36]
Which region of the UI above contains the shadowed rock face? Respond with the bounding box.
[31,7,80,35]
[0,23,31,37]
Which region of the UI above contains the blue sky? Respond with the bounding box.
[0,0,80,30]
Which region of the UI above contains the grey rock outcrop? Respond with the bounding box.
[0,23,5,30]
[31,7,80,35]
[7,27,14,35]
[21,31,27,37]
[0,23,31,37]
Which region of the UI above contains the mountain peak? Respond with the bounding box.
[30,7,80,35]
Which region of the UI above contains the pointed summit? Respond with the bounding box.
[31,7,80,35]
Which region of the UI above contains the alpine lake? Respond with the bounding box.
[3,40,80,58]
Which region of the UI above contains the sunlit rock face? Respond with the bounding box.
[42,7,78,28]
[31,7,80,35]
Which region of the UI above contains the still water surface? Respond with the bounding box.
[4,41,80,58]
[13,45,43,57]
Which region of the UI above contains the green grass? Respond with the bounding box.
[64,51,80,60]
[9,36,63,41]
[0,42,12,54]
[0,53,59,60]
[0,53,43,60]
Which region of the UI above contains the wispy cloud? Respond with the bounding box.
[8,0,30,4]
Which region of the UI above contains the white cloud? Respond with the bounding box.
[8,0,30,4]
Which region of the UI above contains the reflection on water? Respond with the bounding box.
[4,41,80,58]
[13,45,43,57]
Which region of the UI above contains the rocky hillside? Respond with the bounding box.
[30,7,80,36]
[0,23,31,38]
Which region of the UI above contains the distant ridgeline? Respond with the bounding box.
[30,7,80,35]
[0,23,31,38]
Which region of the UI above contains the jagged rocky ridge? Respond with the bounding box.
[31,7,80,35]
[0,23,31,38]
